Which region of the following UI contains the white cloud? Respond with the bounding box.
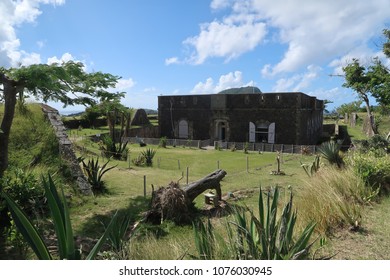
[210,0,233,10]
[115,77,136,91]
[47,52,75,64]
[184,14,267,64]
[273,65,322,92]
[143,87,157,93]
[182,0,390,73]
[250,0,390,75]
[0,0,65,67]
[191,71,254,93]
[165,57,180,65]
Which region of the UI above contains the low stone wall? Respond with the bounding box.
[41,104,92,195]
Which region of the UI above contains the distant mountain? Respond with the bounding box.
[218,86,262,94]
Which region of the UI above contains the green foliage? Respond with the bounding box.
[336,101,363,116]
[301,155,321,177]
[228,188,316,260]
[347,151,390,194]
[141,148,156,167]
[353,134,389,156]
[192,219,216,260]
[81,157,117,193]
[83,106,103,127]
[105,214,133,252]
[318,141,344,168]
[4,61,120,106]
[244,142,249,154]
[1,174,118,260]
[3,219,30,258]
[8,104,59,168]
[159,136,167,148]
[132,154,146,166]
[192,187,317,260]
[0,168,45,216]
[99,134,128,160]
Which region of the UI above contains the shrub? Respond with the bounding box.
[132,154,146,166]
[347,151,390,194]
[353,135,389,157]
[159,137,167,148]
[1,174,118,260]
[0,168,45,216]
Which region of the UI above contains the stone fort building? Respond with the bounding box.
[158,88,323,145]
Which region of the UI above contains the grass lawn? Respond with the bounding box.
[69,140,315,258]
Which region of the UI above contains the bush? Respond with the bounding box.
[1,174,119,260]
[347,151,390,194]
[132,154,146,166]
[159,137,167,148]
[353,135,389,157]
[0,168,45,216]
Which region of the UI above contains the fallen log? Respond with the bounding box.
[144,169,227,224]
[183,169,227,202]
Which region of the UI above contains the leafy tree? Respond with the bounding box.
[342,59,381,136]
[0,61,121,177]
[342,29,390,136]
[336,101,362,116]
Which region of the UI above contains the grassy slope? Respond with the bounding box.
[323,115,390,260]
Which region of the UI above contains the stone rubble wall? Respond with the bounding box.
[40,104,93,195]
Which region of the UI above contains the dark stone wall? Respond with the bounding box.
[158,92,323,145]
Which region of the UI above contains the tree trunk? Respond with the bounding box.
[183,169,227,202]
[362,95,377,136]
[0,75,20,177]
[144,169,227,224]
[0,75,22,232]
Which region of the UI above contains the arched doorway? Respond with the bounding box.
[215,120,228,141]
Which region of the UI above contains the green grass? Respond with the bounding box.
[71,142,312,236]
[5,104,390,260]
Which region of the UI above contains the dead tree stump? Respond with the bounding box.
[144,169,227,224]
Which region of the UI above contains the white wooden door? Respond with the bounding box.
[249,122,256,142]
[268,122,275,144]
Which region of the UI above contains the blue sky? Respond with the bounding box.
[1,0,390,113]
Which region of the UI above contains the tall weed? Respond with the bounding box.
[297,167,372,233]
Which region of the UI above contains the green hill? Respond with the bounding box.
[218,86,262,94]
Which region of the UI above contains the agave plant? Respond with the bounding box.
[1,174,118,260]
[318,141,343,168]
[193,219,216,260]
[82,157,117,193]
[141,148,156,167]
[99,135,128,160]
[192,187,317,260]
[301,155,321,177]
[227,187,316,260]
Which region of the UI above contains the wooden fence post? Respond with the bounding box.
[143,175,146,197]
